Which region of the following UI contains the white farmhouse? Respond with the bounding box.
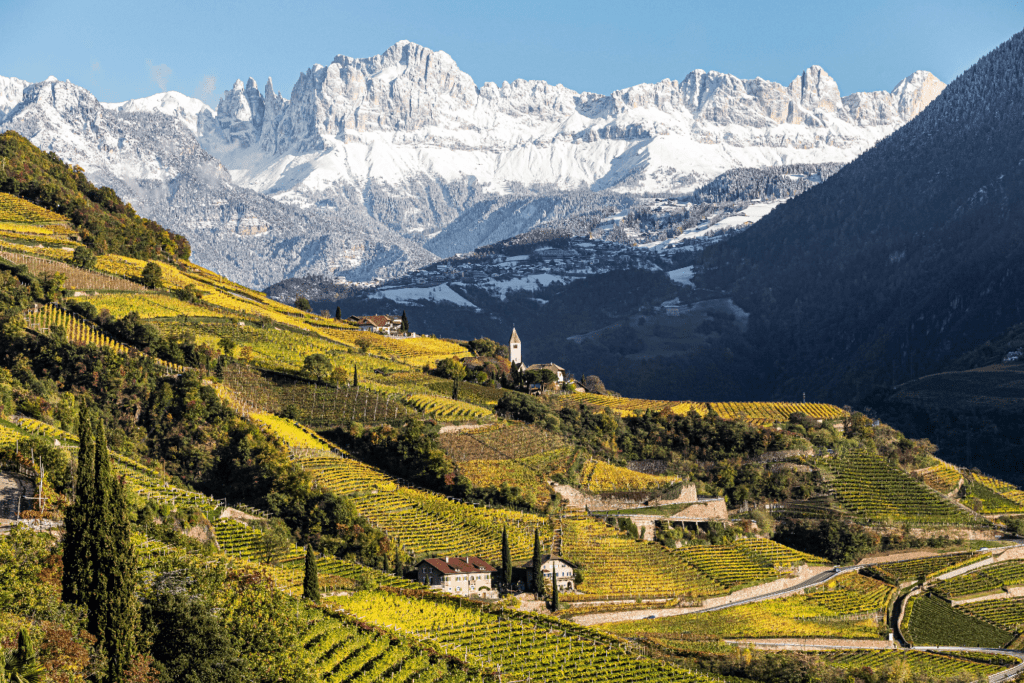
[416,556,497,596]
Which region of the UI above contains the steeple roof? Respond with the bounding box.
[510,327,521,344]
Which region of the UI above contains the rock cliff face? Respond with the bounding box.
[1,78,436,288]
[200,41,943,238]
[0,42,943,288]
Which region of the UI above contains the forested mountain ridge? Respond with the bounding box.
[696,27,1024,404]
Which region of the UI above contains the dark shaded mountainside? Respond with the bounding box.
[694,28,1024,479]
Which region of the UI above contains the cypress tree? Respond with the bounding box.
[103,474,138,682]
[334,306,342,321]
[532,529,542,597]
[303,546,319,603]
[501,526,512,588]
[62,408,95,605]
[85,419,114,639]
[401,310,408,333]
[551,567,560,611]
[353,365,359,387]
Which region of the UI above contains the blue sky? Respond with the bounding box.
[2,0,1021,106]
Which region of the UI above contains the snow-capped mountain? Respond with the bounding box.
[200,41,944,237]
[0,42,943,288]
[1,77,436,287]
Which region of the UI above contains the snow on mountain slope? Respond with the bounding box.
[0,76,28,117]
[200,41,944,242]
[0,78,436,288]
[102,91,213,133]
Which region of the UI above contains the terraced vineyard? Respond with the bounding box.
[455,448,577,507]
[88,292,216,318]
[552,394,695,417]
[403,394,493,421]
[917,462,962,494]
[822,649,1016,679]
[676,545,776,589]
[15,417,219,511]
[315,328,468,367]
[300,614,490,682]
[0,192,68,224]
[903,594,1012,647]
[957,596,1024,633]
[824,448,978,524]
[708,402,846,424]
[607,571,891,640]
[965,474,1024,514]
[868,552,987,584]
[23,304,188,373]
[732,537,827,568]
[580,459,680,494]
[223,365,412,426]
[333,591,715,683]
[0,251,147,291]
[933,560,1024,599]
[561,518,722,599]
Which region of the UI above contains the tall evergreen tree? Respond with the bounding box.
[501,526,512,588]
[532,529,542,597]
[303,546,319,603]
[400,310,408,333]
[62,408,94,605]
[85,419,114,639]
[353,365,359,388]
[103,474,139,682]
[334,306,342,321]
[550,568,560,611]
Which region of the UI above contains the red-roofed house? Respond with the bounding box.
[416,556,497,596]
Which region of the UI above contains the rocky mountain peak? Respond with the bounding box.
[892,70,944,120]
[788,65,845,120]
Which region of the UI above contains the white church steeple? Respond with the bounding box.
[509,326,522,367]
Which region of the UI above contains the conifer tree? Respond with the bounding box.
[303,546,319,603]
[65,417,137,683]
[551,568,560,611]
[501,526,512,588]
[334,306,342,321]
[353,365,359,387]
[103,473,139,682]
[62,408,95,605]
[400,310,408,333]
[532,529,542,597]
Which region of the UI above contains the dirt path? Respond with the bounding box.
[438,424,488,434]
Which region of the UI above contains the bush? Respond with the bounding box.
[141,262,163,289]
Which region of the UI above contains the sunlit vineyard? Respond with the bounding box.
[88,292,215,318]
[708,402,846,424]
[933,560,1024,599]
[917,461,962,494]
[731,537,827,568]
[580,459,681,494]
[455,448,578,507]
[552,394,693,417]
[0,192,68,224]
[332,590,716,683]
[607,571,891,640]
[821,649,1014,679]
[439,423,568,462]
[965,473,1024,513]
[159,318,407,376]
[0,250,147,291]
[868,552,987,584]
[958,596,1024,633]
[968,472,1024,506]
[23,303,188,373]
[222,364,412,426]
[824,448,977,525]
[316,327,468,366]
[403,394,493,421]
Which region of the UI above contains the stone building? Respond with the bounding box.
[416,556,496,596]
